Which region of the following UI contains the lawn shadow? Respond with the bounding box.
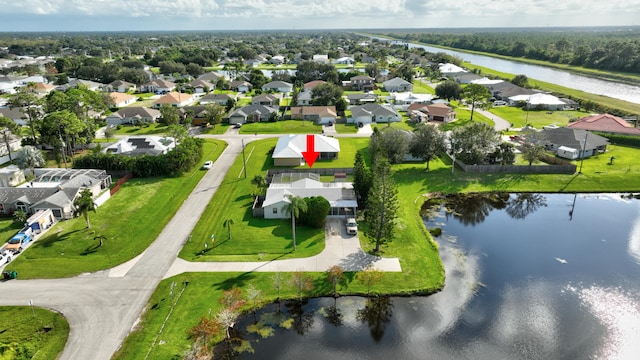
[80,243,101,256]
[339,251,379,271]
[34,229,83,249]
[213,272,257,290]
[559,173,580,191]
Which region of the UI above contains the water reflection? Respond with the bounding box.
[356,297,394,343]
[217,194,640,359]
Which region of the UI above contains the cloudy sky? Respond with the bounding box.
[0,0,637,32]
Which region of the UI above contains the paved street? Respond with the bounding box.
[0,131,399,360]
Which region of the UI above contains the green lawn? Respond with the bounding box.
[6,140,227,279]
[199,123,231,135]
[489,106,592,129]
[334,123,359,134]
[0,218,23,243]
[113,123,170,135]
[371,120,416,132]
[239,120,322,134]
[288,138,370,169]
[412,80,436,94]
[0,307,69,360]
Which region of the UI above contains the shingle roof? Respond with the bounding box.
[567,113,640,136]
[539,128,609,150]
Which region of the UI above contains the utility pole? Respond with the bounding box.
[451,138,456,175]
[241,138,247,178]
[578,132,588,174]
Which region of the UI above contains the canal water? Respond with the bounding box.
[377,37,640,105]
[215,193,640,360]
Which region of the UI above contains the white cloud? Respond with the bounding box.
[0,0,637,30]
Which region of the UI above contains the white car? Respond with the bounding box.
[0,250,12,264]
[345,218,358,235]
[203,161,213,170]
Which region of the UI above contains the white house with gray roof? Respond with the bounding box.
[228,105,278,124]
[383,77,413,92]
[272,134,340,166]
[262,175,357,219]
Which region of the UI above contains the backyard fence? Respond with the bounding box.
[110,172,134,195]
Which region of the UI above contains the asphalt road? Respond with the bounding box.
[0,135,246,360]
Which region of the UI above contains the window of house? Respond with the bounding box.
[272,208,277,214]
[52,209,62,218]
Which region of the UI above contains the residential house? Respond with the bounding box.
[31,82,56,95]
[0,165,25,187]
[482,81,536,102]
[390,92,433,106]
[451,73,483,84]
[152,92,194,109]
[509,93,567,110]
[312,54,330,64]
[303,80,326,90]
[230,80,252,93]
[346,93,378,105]
[105,107,161,126]
[104,135,176,156]
[439,63,467,76]
[252,93,281,106]
[0,168,111,220]
[140,79,176,93]
[410,103,456,123]
[197,72,225,83]
[272,134,340,166]
[179,106,210,126]
[567,113,640,136]
[537,128,608,160]
[262,81,293,94]
[332,57,355,65]
[228,105,278,124]
[106,80,136,93]
[349,103,402,125]
[261,175,356,219]
[289,106,337,125]
[109,92,137,107]
[185,79,214,94]
[0,107,27,126]
[350,75,375,91]
[269,55,286,65]
[383,77,413,92]
[56,79,104,92]
[199,93,236,106]
[296,89,313,106]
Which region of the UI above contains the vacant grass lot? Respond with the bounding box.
[489,106,592,128]
[6,140,227,279]
[239,120,322,134]
[412,80,436,94]
[113,123,169,136]
[0,306,69,360]
[334,123,359,134]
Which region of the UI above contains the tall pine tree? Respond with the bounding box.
[364,156,399,252]
[353,152,372,208]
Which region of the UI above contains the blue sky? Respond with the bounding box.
[0,0,637,32]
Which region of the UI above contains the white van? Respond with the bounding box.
[493,100,507,106]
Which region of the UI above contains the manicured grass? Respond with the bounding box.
[179,138,326,262]
[489,106,592,128]
[463,62,640,116]
[6,140,227,279]
[334,123,359,134]
[412,80,436,94]
[238,120,322,134]
[371,120,416,132]
[0,306,69,360]
[199,123,231,135]
[0,218,23,243]
[289,138,370,169]
[114,123,170,135]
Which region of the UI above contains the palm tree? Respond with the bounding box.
[74,189,96,229]
[284,195,307,251]
[251,175,267,196]
[223,218,235,240]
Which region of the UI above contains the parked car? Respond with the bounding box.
[233,123,242,129]
[6,233,32,254]
[0,250,12,264]
[493,100,507,106]
[345,218,358,235]
[203,160,213,170]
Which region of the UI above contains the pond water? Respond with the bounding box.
[215,193,640,359]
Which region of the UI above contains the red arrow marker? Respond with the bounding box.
[301,134,320,168]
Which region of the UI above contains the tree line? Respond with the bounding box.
[391,29,640,74]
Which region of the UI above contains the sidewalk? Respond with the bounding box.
[163,218,401,279]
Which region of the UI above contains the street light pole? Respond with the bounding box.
[578,132,588,174]
[451,138,456,175]
[241,138,247,178]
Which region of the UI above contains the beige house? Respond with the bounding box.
[152,92,195,109]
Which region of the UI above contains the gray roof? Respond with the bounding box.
[109,80,134,87]
[0,107,26,120]
[484,82,536,98]
[383,77,411,87]
[347,93,378,101]
[201,93,234,101]
[230,105,278,118]
[111,107,160,119]
[539,128,609,150]
[263,81,292,89]
[351,103,398,117]
[197,72,224,82]
[0,187,58,206]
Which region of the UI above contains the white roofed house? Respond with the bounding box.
[272,134,340,167]
[509,93,567,111]
[262,81,293,94]
[104,136,176,156]
[261,174,357,219]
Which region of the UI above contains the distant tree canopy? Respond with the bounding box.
[398,30,640,74]
[295,61,339,84]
